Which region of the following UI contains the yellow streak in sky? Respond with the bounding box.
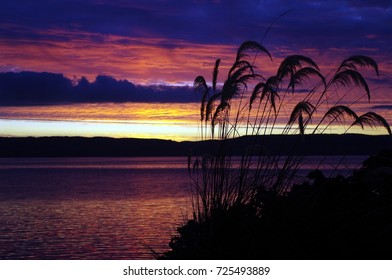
[0,102,201,141]
[1,98,391,141]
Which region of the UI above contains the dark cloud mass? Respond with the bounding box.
[0,72,196,105]
[0,0,391,96]
[0,0,391,49]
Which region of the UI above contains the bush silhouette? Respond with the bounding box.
[162,150,392,259]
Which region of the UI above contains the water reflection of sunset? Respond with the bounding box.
[0,156,191,259]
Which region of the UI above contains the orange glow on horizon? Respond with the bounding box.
[0,102,201,141]
[0,102,199,123]
[0,98,391,141]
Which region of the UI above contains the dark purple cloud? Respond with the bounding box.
[0,0,390,50]
[0,71,196,105]
[0,0,391,94]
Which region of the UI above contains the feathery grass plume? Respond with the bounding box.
[323,105,358,122]
[235,40,272,62]
[313,105,358,134]
[194,75,208,90]
[224,62,257,103]
[288,66,326,93]
[212,101,230,126]
[228,60,255,78]
[221,72,257,103]
[339,55,379,77]
[212,59,221,94]
[205,92,221,122]
[288,101,315,134]
[194,76,209,121]
[228,63,255,81]
[350,112,392,135]
[262,76,280,114]
[249,82,265,111]
[277,55,319,80]
[331,69,370,101]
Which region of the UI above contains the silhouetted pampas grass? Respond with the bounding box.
[161,40,391,259]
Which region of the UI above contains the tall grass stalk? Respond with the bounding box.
[190,41,391,224]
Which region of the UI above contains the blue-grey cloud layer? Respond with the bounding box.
[0,72,195,105]
[0,0,391,50]
[0,0,391,105]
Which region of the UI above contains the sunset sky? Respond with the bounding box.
[0,0,391,140]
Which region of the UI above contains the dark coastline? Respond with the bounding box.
[0,134,391,157]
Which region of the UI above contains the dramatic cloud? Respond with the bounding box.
[1,0,390,47]
[0,0,391,95]
[0,72,196,105]
[0,27,239,84]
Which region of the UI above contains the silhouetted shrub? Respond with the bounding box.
[162,150,392,259]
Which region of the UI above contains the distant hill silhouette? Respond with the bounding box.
[0,134,391,157]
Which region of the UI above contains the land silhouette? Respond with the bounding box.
[0,134,391,157]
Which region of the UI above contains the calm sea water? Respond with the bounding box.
[0,156,366,259]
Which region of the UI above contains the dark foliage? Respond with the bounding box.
[162,150,392,259]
